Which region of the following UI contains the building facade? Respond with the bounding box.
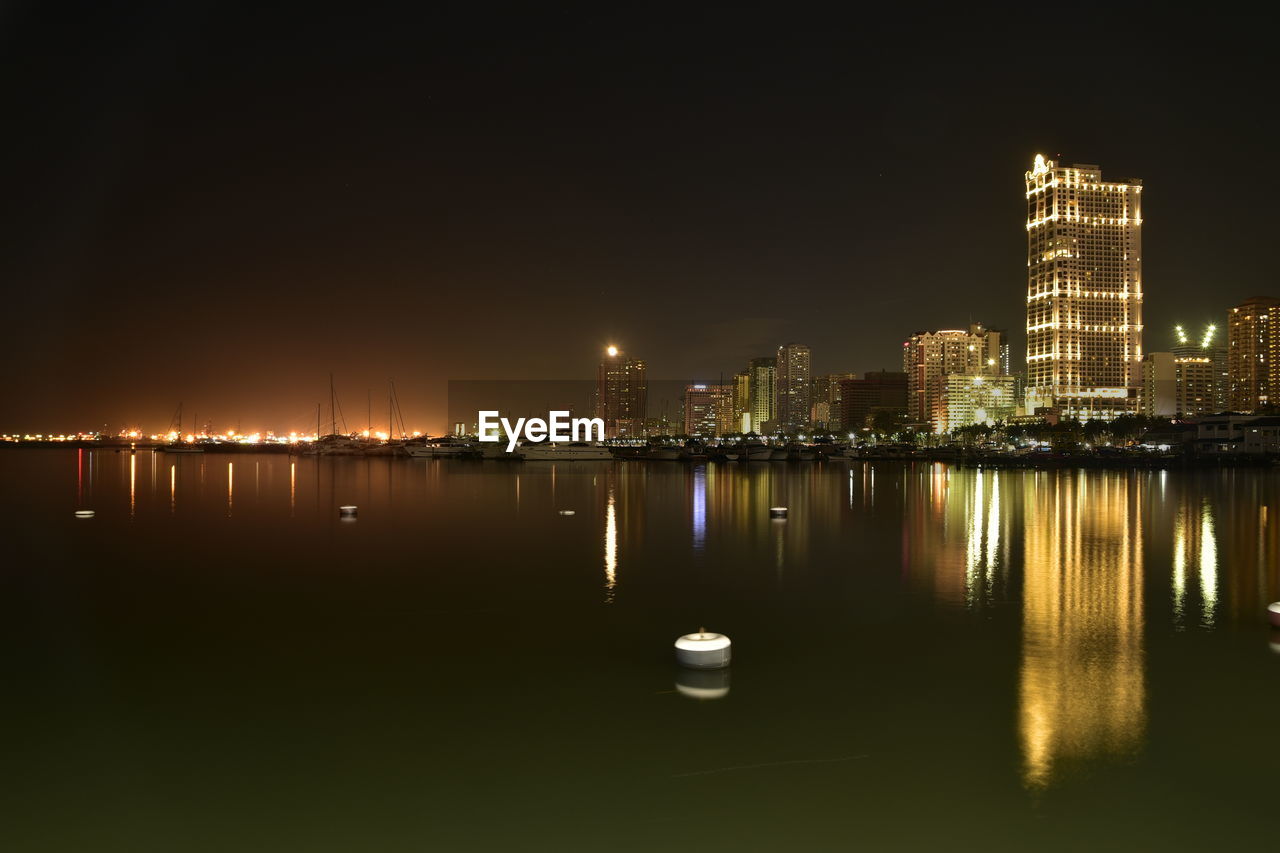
[733,371,751,433]
[1025,155,1143,421]
[595,347,647,438]
[943,374,1018,431]
[1172,323,1228,412]
[839,371,908,433]
[1140,352,1175,417]
[1227,296,1280,412]
[903,324,1004,433]
[682,383,733,436]
[811,372,856,432]
[747,356,777,433]
[775,344,811,432]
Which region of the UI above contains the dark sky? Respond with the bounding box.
[2,5,1274,434]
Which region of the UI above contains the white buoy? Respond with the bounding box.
[558,510,575,516]
[74,510,95,519]
[1268,602,1280,628]
[674,667,730,700]
[769,506,788,519]
[675,628,731,669]
[339,505,358,519]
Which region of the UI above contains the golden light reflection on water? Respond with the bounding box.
[604,487,617,603]
[1171,496,1219,629]
[129,453,136,518]
[1019,474,1145,790]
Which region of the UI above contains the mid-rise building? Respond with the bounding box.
[595,346,647,438]
[1175,356,1216,417]
[811,373,857,431]
[1172,323,1228,412]
[1025,155,1143,421]
[839,371,908,434]
[1227,296,1280,412]
[682,383,733,436]
[943,374,1018,431]
[747,357,777,433]
[775,344,811,432]
[904,324,1004,433]
[1140,353,1175,417]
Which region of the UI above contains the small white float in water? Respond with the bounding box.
[339,505,358,519]
[558,510,575,516]
[1268,602,1280,629]
[769,506,788,519]
[74,510,95,519]
[675,667,730,700]
[675,628,731,669]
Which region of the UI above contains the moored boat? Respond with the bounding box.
[516,442,613,461]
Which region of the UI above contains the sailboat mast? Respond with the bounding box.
[329,373,336,437]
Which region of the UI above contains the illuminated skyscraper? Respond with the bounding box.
[747,356,777,432]
[904,324,1004,433]
[1025,155,1143,420]
[733,371,751,433]
[811,373,857,431]
[775,343,811,432]
[1227,296,1280,412]
[595,346,647,438]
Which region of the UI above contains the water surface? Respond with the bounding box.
[1,450,1277,850]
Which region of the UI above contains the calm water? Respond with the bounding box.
[1,449,1278,851]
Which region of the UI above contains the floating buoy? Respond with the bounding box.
[558,510,575,516]
[74,510,95,519]
[675,667,730,700]
[1268,602,1280,628]
[675,628,731,669]
[769,506,788,519]
[339,505,358,519]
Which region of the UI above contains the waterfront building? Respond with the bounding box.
[1227,296,1280,412]
[942,374,1018,431]
[595,346,647,438]
[1172,323,1228,412]
[811,373,857,432]
[775,343,811,432]
[839,371,908,433]
[904,324,1005,433]
[1140,353,1175,417]
[681,383,735,437]
[733,372,751,433]
[747,357,777,433]
[1174,356,1216,417]
[1024,155,1143,421]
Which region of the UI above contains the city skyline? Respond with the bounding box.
[3,7,1277,434]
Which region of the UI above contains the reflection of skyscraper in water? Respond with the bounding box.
[900,467,1010,608]
[1171,496,1218,629]
[1019,473,1146,789]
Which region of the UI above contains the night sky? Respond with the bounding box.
[2,5,1274,434]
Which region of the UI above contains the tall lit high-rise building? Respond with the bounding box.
[747,356,777,433]
[1025,155,1143,421]
[775,343,811,432]
[595,345,647,438]
[1227,296,1280,412]
[733,371,751,433]
[904,324,1004,433]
